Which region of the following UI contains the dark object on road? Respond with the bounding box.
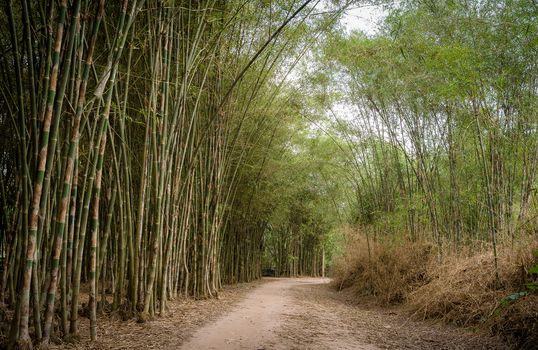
[262,268,276,277]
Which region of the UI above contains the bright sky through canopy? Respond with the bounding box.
[341,4,387,35]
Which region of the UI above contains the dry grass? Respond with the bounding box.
[407,248,531,325]
[332,233,434,304]
[332,229,538,349]
[408,245,538,349]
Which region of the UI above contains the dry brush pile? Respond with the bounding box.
[332,230,538,348]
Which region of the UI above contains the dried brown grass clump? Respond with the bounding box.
[407,244,538,348]
[332,233,433,305]
[333,229,538,348]
[407,247,536,325]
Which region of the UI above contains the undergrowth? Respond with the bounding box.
[332,234,433,304]
[332,229,538,349]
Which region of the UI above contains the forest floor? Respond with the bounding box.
[53,278,510,350]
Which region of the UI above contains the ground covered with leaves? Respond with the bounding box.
[46,280,264,350]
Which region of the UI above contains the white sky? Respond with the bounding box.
[341,4,387,35]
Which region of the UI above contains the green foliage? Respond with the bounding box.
[311,0,538,258]
[526,251,538,292]
[525,282,538,293]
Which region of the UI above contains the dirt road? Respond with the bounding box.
[179,278,296,350]
[53,278,509,349]
[180,278,508,350]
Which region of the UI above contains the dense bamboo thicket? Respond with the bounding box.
[320,0,538,263]
[0,0,348,348]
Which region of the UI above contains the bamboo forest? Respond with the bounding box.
[0,0,537,349]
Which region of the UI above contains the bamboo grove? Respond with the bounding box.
[318,0,538,265]
[0,0,346,348]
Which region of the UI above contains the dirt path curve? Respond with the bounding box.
[180,277,509,350]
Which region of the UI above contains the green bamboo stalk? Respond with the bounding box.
[70,0,145,334]
[89,129,107,340]
[39,0,105,346]
[21,0,39,164]
[13,0,68,346]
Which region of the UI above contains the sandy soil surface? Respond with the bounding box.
[179,278,293,350]
[182,277,509,350]
[52,277,510,349]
